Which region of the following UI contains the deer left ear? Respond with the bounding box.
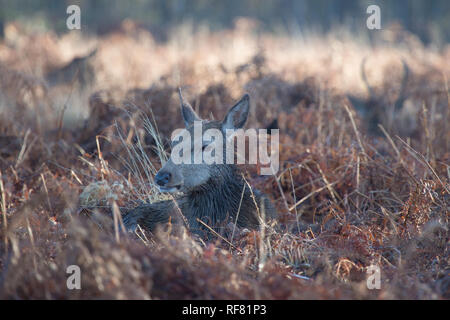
[222,94,250,131]
[179,88,200,127]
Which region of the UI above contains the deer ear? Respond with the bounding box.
[179,88,200,127]
[222,94,250,131]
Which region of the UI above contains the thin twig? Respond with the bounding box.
[397,136,449,193]
[0,170,7,254]
[344,104,366,159]
[289,182,337,211]
[230,183,246,252]
[196,218,242,253]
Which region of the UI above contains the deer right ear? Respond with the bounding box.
[222,93,250,131]
[179,88,200,127]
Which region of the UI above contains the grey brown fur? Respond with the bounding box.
[123,90,275,234]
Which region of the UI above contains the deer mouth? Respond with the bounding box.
[157,185,182,193]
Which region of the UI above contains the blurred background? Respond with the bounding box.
[0,0,449,44]
[0,0,449,143]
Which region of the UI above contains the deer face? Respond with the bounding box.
[154,90,249,193]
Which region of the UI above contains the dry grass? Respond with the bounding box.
[0,19,448,299]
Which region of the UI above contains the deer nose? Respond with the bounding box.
[155,171,171,187]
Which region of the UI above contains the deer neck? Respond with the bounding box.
[177,165,247,225]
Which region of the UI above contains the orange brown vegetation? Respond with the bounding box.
[0,20,448,299]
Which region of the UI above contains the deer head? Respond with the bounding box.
[154,89,250,193]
